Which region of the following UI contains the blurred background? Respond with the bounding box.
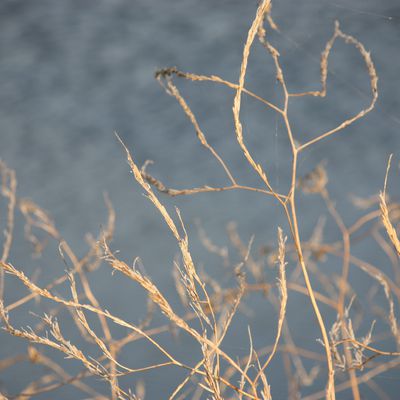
[0,0,400,398]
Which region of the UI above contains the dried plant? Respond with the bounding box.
[1,1,399,399]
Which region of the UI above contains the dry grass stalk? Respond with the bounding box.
[1,1,400,399]
[24,346,106,399]
[380,155,400,257]
[254,228,287,385]
[0,161,16,300]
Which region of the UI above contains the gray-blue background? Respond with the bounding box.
[1,0,400,398]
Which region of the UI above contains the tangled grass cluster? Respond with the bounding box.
[1,1,399,399]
